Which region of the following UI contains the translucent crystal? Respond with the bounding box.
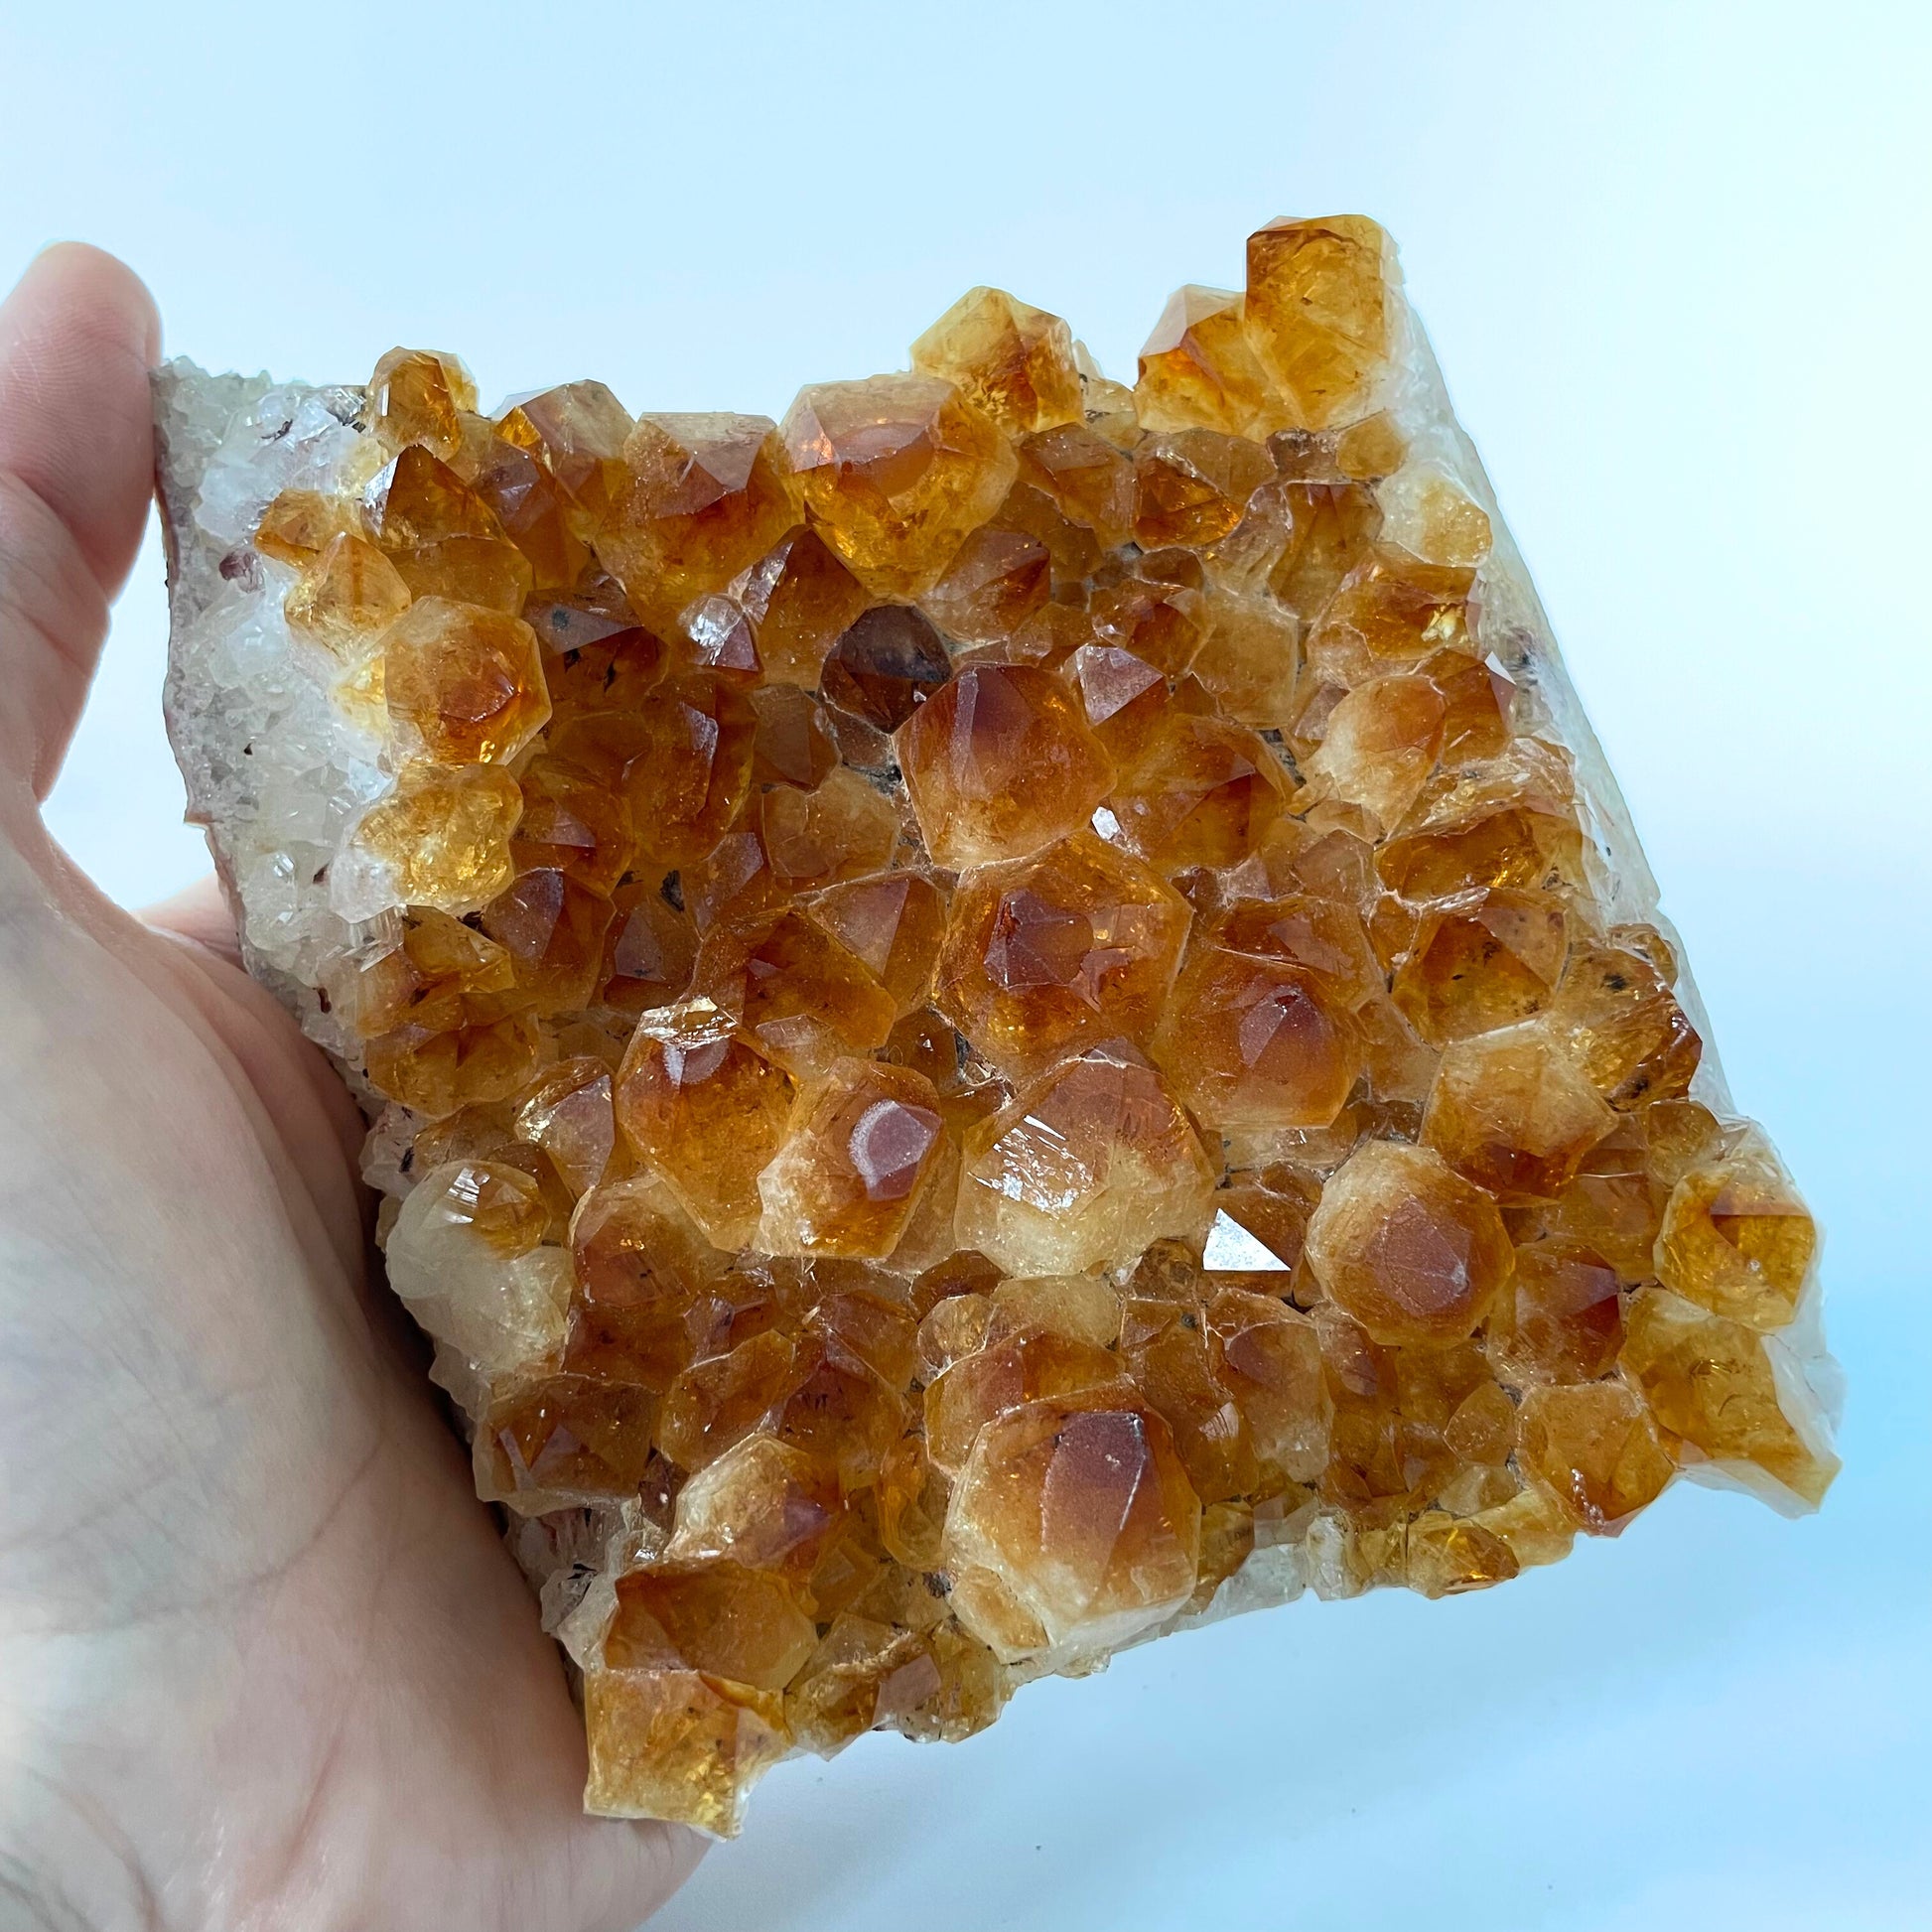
[154,215,1836,1840]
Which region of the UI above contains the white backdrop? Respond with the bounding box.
[3,4,1927,1927]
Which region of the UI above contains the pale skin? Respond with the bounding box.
[0,249,702,1927]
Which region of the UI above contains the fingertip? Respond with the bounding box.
[0,239,161,595]
[22,243,162,365]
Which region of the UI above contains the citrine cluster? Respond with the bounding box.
[154,215,1838,1838]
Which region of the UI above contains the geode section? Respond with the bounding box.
[155,216,1840,1838]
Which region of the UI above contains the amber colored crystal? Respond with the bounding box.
[1548,929,1702,1111]
[367,347,477,462]
[510,1057,616,1197]
[593,413,797,632]
[1486,1239,1623,1386]
[946,1394,1201,1663]
[1187,589,1302,730]
[253,486,349,566]
[820,603,952,732]
[1334,412,1407,481]
[780,374,1019,598]
[331,905,514,1038]
[1425,647,1515,763]
[730,527,871,689]
[1067,643,1169,758]
[1423,1023,1617,1203]
[364,445,534,614]
[365,1011,542,1119]
[935,831,1190,1077]
[351,762,523,914]
[382,598,550,765]
[1123,1305,1256,1504]
[1376,742,1587,904]
[477,868,614,1016]
[805,872,946,1018]
[747,682,839,790]
[1304,673,1447,833]
[170,215,1835,1838]
[758,1059,946,1260]
[508,756,632,896]
[1404,1513,1520,1598]
[1243,215,1392,430]
[1209,895,1382,1010]
[1654,1134,1815,1330]
[480,1375,660,1510]
[957,1047,1216,1277]
[919,524,1051,644]
[897,663,1113,867]
[600,880,698,1015]
[911,287,1083,436]
[584,1669,788,1836]
[284,533,411,656]
[1377,461,1493,569]
[1266,481,1384,622]
[1134,430,1274,550]
[463,430,589,594]
[1107,711,1293,873]
[1136,285,1279,438]
[1392,889,1570,1044]
[1153,942,1360,1132]
[607,1562,818,1692]
[667,1435,840,1577]
[1304,1140,1514,1345]
[615,1002,795,1247]
[759,767,900,893]
[618,672,757,868]
[1089,573,1206,677]
[495,380,633,528]
[1017,424,1136,552]
[1620,1290,1837,1506]
[1517,1381,1674,1534]
[696,908,899,1080]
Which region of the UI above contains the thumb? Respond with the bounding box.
[0,243,160,807]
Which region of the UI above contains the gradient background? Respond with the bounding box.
[2,4,1927,1927]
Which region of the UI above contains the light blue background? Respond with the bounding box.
[3,4,1926,1926]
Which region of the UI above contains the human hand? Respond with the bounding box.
[0,247,700,1930]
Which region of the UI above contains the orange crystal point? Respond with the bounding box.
[910,286,1084,437]
[594,412,797,632]
[1243,215,1395,430]
[495,380,634,527]
[1136,285,1280,438]
[946,1395,1201,1662]
[1517,1381,1674,1533]
[365,444,535,613]
[350,761,523,913]
[935,831,1191,1077]
[614,1002,794,1248]
[1153,941,1361,1131]
[1654,1132,1816,1330]
[758,1058,946,1260]
[1304,1140,1515,1345]
[284,532,411,656]
[1422,1023,1618,1202]
[367,346,478,462]
[957,1047,1216,1277]
[897,663,1114,867]
[159,211,1835,1839]
[381,598,550,764]
[779,373,1018,598]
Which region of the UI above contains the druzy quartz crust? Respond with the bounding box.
[154,217,1839,1837]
